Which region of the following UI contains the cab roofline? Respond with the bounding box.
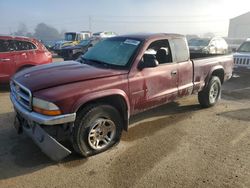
[112,33,185,41]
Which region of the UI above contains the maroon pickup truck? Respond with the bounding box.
[10,33,233,161]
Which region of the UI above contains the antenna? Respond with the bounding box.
[89,16,92,31]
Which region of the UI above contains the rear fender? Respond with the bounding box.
[204,65,224,87]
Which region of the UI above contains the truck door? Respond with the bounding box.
[129,39,179,113]
[0,39,16,82]
[169,38,193,97]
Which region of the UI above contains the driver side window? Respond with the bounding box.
[145,39,173,65]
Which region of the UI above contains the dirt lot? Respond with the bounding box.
[0,69,250,188]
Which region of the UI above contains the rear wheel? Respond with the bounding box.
[72,104,123,157]
[198,76,221,108]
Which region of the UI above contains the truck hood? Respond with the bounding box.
[13,61,128,92]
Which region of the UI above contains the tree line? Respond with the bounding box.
[12,23,65,41]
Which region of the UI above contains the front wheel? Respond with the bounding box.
[72,104,123,157]
[198,76,221,108]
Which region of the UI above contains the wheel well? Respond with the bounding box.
[76,95,129,131]
[212,69,224,84]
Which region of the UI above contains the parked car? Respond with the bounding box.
[53,31,91,55]
[0,36,52,83]
[233,39,250,71]
[60,38,101,60]
[92,31,117,39]
[224,38,245,53]
[41,40,57,52]
[188,37,228,54]
[10,33,233,161]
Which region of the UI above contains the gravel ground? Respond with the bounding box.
[0,70,249,188]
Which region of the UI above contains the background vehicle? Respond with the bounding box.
[41,40,57,52]
[92,31,117,39]
[224,38,245,52]
[60,38,102,60]
[53,31,91,55]
[233,39,250,71]
[0,35,52,83]
[188,37,228,54]
[10,33,233,161]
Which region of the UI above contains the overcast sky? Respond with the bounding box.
[0,0,249,36]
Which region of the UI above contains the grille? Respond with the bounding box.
[234,57,250,67]
[10,80,32,111]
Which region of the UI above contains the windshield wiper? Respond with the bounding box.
[78,57,115,68]
[86,59,112,68]
[77,56,88,64]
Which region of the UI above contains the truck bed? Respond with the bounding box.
[190,52,231,60]
[191,53,234,93]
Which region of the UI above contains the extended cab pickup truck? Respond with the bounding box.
[10,33,233,161]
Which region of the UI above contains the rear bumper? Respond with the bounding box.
[10,93,76,161]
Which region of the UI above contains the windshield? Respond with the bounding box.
[82,38,141,67]
[237,42,250,52]
[79,40,90,46]
[65,33,76,41]
[188,38,210,47]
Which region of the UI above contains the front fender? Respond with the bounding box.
[72,89,130,118]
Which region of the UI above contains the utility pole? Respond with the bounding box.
[89,16,92,31]
[9,27,12,35]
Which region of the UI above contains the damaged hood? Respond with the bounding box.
[13,61,128,92]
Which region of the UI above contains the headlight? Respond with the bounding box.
[32,97,61,116]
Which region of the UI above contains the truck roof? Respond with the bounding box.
[116,33,184,41]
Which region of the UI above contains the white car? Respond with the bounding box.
[188,37,228,54]
[234,39,250,71]
[92,31,117,39]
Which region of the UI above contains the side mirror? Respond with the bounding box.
[138,54,158,70]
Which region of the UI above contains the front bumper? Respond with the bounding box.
[10,93,76,161]
[10,93,76,125]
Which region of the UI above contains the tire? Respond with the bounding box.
[198,76,221,108]
[72,104,123,157]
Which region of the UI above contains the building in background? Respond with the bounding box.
[228,12,250,39]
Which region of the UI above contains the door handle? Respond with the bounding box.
[0,58,11,62]
[171,70,177,76]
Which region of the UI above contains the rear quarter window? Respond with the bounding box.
[170,38,189,62]
[15,40,37,51]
